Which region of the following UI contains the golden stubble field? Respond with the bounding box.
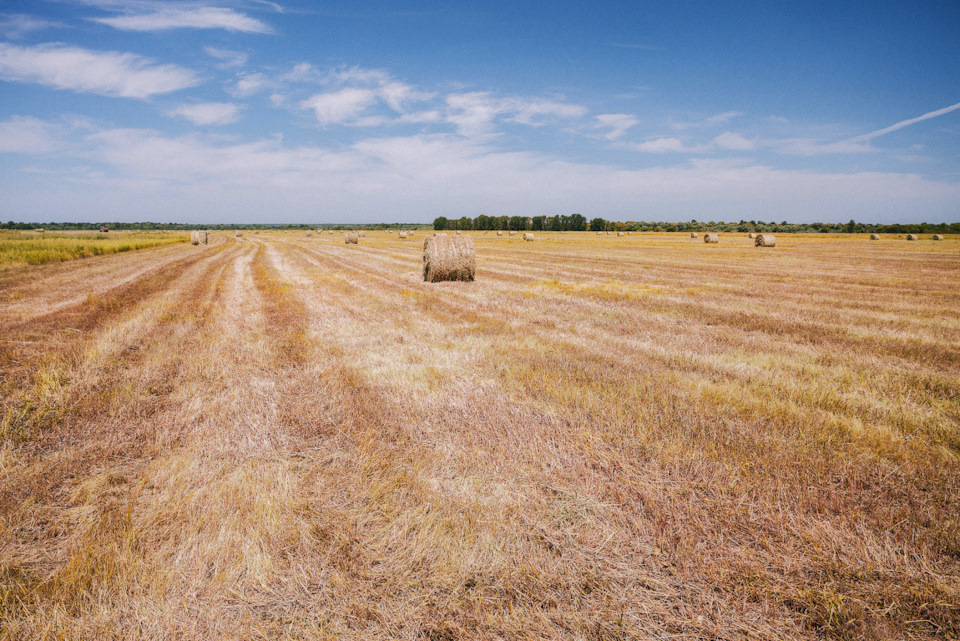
[1,230,958,640]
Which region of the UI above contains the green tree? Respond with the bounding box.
[433,216,449,230]
[589,217,607,231]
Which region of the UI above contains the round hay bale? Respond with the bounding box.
[399,231,408,239]
[617,231,625,237]
[345,232,359,244]
[423,234,475,282]
[748,233,756,239]
[199,231,208,245]
[690,232,698,238]
[703,233,719,244]
[606,231,611,235]
[327,230,333,234]
[496,230,503,236]
[482,230,488,234]
[870,234,880,240]
[597,231,603,236]
[932,234,944,240]
[906,234,918,240]
[190,231,200,246]
[455,230,461,235]
[627,231,632,235]
[235,230,243,237]
[755,233,776,247]
[523,233,534,241]
[305,230,312,237]
[358,230,366,238]
[509,230,517,236]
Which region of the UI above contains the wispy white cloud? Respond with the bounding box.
[0,13,65,39]
[0,42,199,98]
[228,71,271,97]
[712,131,755,150]
[445,92,587,136]
[301,88,379,126]
[671,111,743,131]
[166,102,241,126]
[93,7,273,33]
[630,137,702,153]
[594,113,638,140]
[205,46,248,69]
[847,101,960,143]
[0,116,61,153]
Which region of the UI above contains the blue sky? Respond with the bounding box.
[1,0,958,224]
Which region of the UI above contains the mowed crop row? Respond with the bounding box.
[1,232,958,640]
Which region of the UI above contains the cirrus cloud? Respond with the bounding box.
[0,42,199,98]
[93,7,273,34]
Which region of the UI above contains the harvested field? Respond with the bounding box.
[1,231,958,640]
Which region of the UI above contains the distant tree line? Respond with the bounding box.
[0,221,430,231]
[3,218,958,234]
[433,216,960,234]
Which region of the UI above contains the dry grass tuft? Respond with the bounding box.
[422,234,475,282]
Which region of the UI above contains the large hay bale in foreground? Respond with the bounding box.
[523,233,534,241]
[906,234,918,240]
[748,233,756,239]
[933,234,944,240]
[870,234,880,240]
[345,232,359,244]
[690,232,698,238]
[423,235,475,282]
[703,233,719,243]
[755,234,776,247]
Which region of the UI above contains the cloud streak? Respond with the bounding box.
[848,101,960,143]
[0,42,199,98]
[166,102,241,125]
[93,7,273,33]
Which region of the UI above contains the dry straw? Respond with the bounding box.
[235,231,243,237]
[358,231,366,238]
[906,234,918,240]
[305,230,312,237]
[704,233,719,243]
[870,234,880,240]
[345,232,359,244]
[617,231,625,236]
[748,233,756,239]
[509,230,517,236]
[933,234,944,240]
[755,234,776,247]
[496,231,503,236]
[423,234,475,282]
[523,233,535,241]
[190,231,200,246]
[399,231,408,239]
[690,232,698,238]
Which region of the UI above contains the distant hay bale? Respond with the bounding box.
[870,234,880,240]
[235,230,243,237]
[345,232,359,244]
[399,231,408,239]
[482,230,488,234]
[627,231,632,235]
[597,231,603,236]
[190,231,200,245]
[358,230,366,238]
[748,233,756,239]
[703,233,719,243]
[755,233,776,247]
[327,230,333,234]
[408,230,415,236]
[305,230,313,237]
[606,231,611,235]
[509,230,517,236]
[932,234,944,240]
[496,230,503,236]
[423,234,475,282]
[617,231,625,237]
[456,230,461,235]
[523,233,534,241]
[690,232,698,238]
[906,234,918,240]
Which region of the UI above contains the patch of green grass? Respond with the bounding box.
[0,231,188,266]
